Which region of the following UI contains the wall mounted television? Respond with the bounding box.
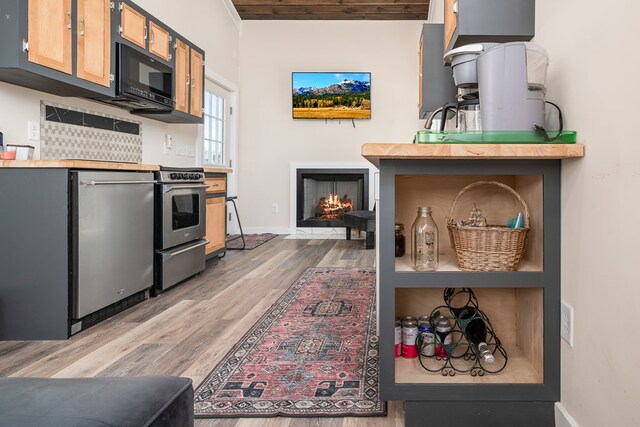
[292,72,371,120]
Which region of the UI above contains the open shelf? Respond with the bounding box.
[395,344,542,384]
[395,175,544,272]
[394,252,540,272]
[395,287,544,385]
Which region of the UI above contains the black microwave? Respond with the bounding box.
[110,44,174,112]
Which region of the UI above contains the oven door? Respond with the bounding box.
[159,183,207,249]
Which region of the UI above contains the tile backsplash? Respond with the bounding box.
[40,102,143,163]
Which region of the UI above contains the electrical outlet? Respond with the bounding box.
[176,143,187,156]
[271,203,279,213]
[27,121,40,141]
[186,145,195,157]
[561,300,574,347]
[164,134,172,154]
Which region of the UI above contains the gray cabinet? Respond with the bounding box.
[419,24,456,119]
[444,0,535,52]
[377,158,561,426]
[114,0,205,124]
[0,0,205,124]
[0,168,155,340]
[0,0,116,98]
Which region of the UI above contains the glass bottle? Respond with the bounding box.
[394,223,406,257]
[451,306,495,364]
[411,207,439,271]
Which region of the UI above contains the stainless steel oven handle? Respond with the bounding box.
[162,184,210,192]
[163,240,209,259]
[84,180,157,186]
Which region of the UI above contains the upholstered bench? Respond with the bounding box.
[0,376,194,427]
[343,210,376,249]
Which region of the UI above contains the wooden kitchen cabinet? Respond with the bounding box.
[204,173,227,258]
[365,143,584,426]
[119,2,146,49]
[149,21,171,62]
[76,0,111,87]
[173,38,204,119]
[27,0,73,75]
[174,38,189,114]
[444,0,535,52]
[205,197,226,255]
[190,49,204,118]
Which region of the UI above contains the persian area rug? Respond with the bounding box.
[194,267,385,418]
[226,233,277,250]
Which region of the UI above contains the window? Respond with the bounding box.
[203,91,225,166]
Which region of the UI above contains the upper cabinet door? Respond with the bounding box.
[190,49,204,118]
[76,0,111,87]
[149,21,171,61]
[120,2,146,49]
[28,0,73,75]
[174,39,189,114]
[444,0,458,51]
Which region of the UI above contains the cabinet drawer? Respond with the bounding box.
[205,177,226,194]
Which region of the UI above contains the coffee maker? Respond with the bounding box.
[431,42,551,134]
[433,43,497,132]
[477,42,549,131]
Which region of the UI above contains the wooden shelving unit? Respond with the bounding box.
[364,143,584,427]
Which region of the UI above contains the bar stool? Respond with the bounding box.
[226,196,245,250]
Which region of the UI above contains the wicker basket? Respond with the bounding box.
[446,181,529,271]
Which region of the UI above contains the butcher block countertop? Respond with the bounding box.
[0,160,232,174]
[362,143,585,167]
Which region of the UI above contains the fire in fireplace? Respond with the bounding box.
[316,193,353,220]
[296,169,369,228]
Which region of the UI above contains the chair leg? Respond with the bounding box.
[346,226,352,240]
[365,232,375,249]
[227,197,245,250]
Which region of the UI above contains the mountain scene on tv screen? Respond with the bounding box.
[293,73,371,119]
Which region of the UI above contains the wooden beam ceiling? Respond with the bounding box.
[231,0,430,20]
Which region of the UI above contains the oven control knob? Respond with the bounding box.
[190,173,198,180]
[169,173,177,179]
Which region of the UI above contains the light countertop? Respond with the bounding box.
[0,160,232,174]
[361,143,585,167]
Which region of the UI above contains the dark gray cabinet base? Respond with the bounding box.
[406,401,555,427]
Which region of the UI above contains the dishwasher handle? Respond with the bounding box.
[84,180,157,186]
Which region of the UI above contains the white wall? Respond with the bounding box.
[238,20,425,232]
[0,0,239,165]
[534,1,640,426]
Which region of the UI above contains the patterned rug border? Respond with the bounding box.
[226,233,277,250]
[193,267,386,418]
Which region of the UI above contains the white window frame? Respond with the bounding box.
[203,90,226,166]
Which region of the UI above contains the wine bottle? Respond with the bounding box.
[452,307,495,364]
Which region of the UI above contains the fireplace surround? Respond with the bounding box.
[296,168,369,228]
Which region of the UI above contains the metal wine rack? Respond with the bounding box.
[415,288,508,376]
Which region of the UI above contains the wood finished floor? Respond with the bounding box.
[0,236,404,426]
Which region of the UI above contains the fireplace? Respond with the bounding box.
[296,169,369,228]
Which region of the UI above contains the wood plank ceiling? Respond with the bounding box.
[231,0,430,20]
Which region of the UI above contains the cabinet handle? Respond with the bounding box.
[192,77,196,88]
[144,25,148,40]
[150,28,154,45]
[66,10,72,30]
[453,1,458,13]
[186,73,190,86]
[79,18,85,36]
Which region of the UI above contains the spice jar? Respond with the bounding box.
[394,223,406,257]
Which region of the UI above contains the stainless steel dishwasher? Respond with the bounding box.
[70,170,155,330]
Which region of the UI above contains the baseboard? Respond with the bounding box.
[555,403,580,427]
[242,227,293,235]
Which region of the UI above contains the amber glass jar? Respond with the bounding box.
[395,223,406,257]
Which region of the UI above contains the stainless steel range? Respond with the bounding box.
[154,166,209,293]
